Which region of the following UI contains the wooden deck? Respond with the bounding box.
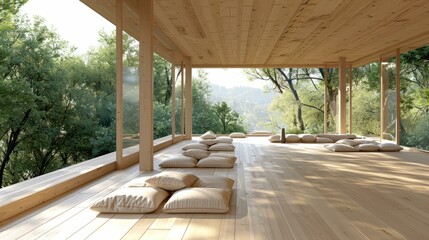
[1,137,429,240]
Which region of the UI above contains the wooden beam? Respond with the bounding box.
[324,64,328,133]
[185,57,192,140]
[396,48,401,145]
[380,61,389,141]
[349,66,353,134]
[115,0,124,169]
[338,57,347,134]
[139,0,154,171]
[171,64,176,140]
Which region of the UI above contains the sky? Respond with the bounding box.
[21,0,266,89]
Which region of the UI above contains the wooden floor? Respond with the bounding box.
[1,137,429,240]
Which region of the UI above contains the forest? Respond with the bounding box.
[1,1,429,188]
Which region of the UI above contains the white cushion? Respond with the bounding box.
[199,139,218,146]
[336,139,360,146]
[182,149,211,160]
[379,143,403,152]
[90,187,169,213]
[325,144,358,152]
[196,156,235,168]
[316,137,334,143]
[209,143,235,151]
[269,135,281,143]
[163,188,232,213]
[358,144,380,152]
[201,131,217,139]
[285,134,300,143]
[299,134,316,143]
[216,136,233,144]
[192,176,235,191]
[145,172,198,191]
[229,132,246,138]
[159,156,197,168]
[182,143,209,151]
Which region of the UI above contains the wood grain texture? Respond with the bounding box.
[1,138,429,239]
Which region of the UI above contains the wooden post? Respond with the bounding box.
[396,49,401,145]
[115,0,123,168]
[349,65,353,134]
[338,57,347,134]
[185,58,192,140]
[181,61,185,136]
[324,64,328,133]
[171,64,176,141]
[380,60,389,141]
[139,0,154,171]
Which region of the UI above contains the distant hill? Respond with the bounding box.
[208,84,277,133]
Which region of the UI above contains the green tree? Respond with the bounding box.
[213,101,246,134]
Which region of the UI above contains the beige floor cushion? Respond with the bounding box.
[285,134,300,143]
[316,137,334,143]
[182,149,211,159]
[358,143,381,152]
[354,139,378,145]
[90,187,169,213]
[182,143,209,151]
[159,156,198,168]
[250,131,272,136]
[269,135,281,143]
[316,134,357,142]
[229,132,246,138]
[200,139,218,146]
[210,152,237,161]
[209,143,235,151]
[145,172,198,191]
[201,131,217,139]
[216,136,233,144]
[192,176,235,191]
[379,142,403,152]
[336,139,360,146]
[299,134,316,143]
[163,188,232,213]
[325,144,358,152]
[196,156,235,168]
[122,177,152,188]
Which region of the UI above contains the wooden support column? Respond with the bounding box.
[380,61,389,140]
[349,65,353,134]
[181,61,185,135]
[171,64,176,140]
[323,65,328,133]
[115,0,124,168]
[139,0,154,171]
[396,49,401,145]
[185,58,192,140]
[338,57,347,134]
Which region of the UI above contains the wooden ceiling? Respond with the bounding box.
[81,0,429,67]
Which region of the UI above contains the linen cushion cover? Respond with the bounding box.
[216,136,234,144]
[316,134,357,142]
[229,132,246,138]
[199,139,218,146]
[358,144,381,152]
[192,176,235,191]
[90,187,169,213]
[299,134,316,143]
[122,177,152,188]
[162,188,232,213]
[210,152,237,161]
[269,135,281,143]
[144,172,198,191]
[379,143,403,152]
[316,137,334,143]
[201,131,217,139]
[196,156,235,168]
[285,134,301,143]
[325,144,358,152]
[182,143,209,151]
[159,156,198,168]
[182,149,211,160]
[209,143,235,151]
[336,139,360,146]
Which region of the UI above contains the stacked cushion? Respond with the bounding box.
[316,137,334,143]
[145,172,199,191]
[182,149,211,160]
[316,134,356,142]
[197,156,236,168]
[158,156,198,168]
[216,136,233,144]
[201,131,217,139]
[200,139,218,146]
[209,143,235,151]
[182,143,209,151]
[325,144,358,152]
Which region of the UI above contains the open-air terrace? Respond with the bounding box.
[1,0,429,239]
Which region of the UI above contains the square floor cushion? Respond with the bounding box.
[159,155,198,168]
[90,187,169,213]
[196,156,235,168]
[163,188,232,213]
[192,176,235,191]
[201,131,217,139]
[182,143,209,151]
[325,144,358,152]
[182,149,211,160]
[145,172,199,191]
[209,143,235,151]
[229,132,246,138]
